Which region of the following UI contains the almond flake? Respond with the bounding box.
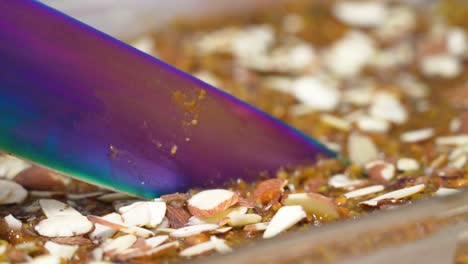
[91,248,104,261]
[321,114,351,131]
[360,184,425,207]
[0,180,27,204]
[0,154,31,180]
[101,235,137,254]
[97,193,135,202]
[145,235,169,248]
[227,214,262,227]
[170,224,219,238]
[328,174,364,189]
[396,158,420,171]
[4,214,22,231]
[356,116,390,133]
[370,92,408,124]
[166,205,191,228]
[87,215,154,238]
[212,227,233,234]
[89,213,123,243]
[35,215,93,237]
[155,228,176,234]
[365,161,396,182]
[291,76,341,111]
[210,236,232,254]
[283,193,339,220]
[436,135,468,146]
[447,28,467,57]
[348,134,379,165]
[118,241,179,260]
[421,54,462,78]
[244,222,269,232]
[400,128,434,143]
[187,189,238,218]
[263,205,306,239]
[334,1,388,27]
[44,241,78,260]
[67,192,105,200]
[180,240,216,257]
[253,179,287,205]
[39,199,81,218]
[450,154,467,169]
[344,185,385,199]
[435,188,461,197]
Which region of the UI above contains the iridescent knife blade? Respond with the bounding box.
[0,0,335,198]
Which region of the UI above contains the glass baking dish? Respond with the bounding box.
[40,0,468,263]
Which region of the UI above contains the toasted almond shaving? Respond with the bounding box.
[180,240,216,257]
[263,205,306,239]
[87,215,154,238]
[0,154,31,180]
[166,205,191,228]
[145,235,169,248]
[321,114,351,131]
[67,192,106,200]
[101,235,137,254]
[35,215,93,237]
[344,185,385,199]
[170,224,219,238]
[253,178,287,206]
[212,227,233,234]
[370,93,408,124]
[360,184,425,207]
[39,199,81,218]
[333,1,387,27]
[356,116,390,133]
[0,180,27,204]
[283,193,339,220]
[328,174,364,189]
[396,158,420,171]
[435,188,462,197]
[89,213,123,243]
[292,76,341,111]
[400,128,434,143]
[348,134,379,165]
[244,222,269,232]
[97,193,135,202]
[436,135,468,146]
[44,241,78,260]
[365,161,396,182]
[51,237,92,246]
[227,214,262,227]
[4,214,22,231]
[211,236,233,254]
[187,189,238,218]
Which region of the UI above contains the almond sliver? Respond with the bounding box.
[35,215,93,237]
[170,224,219,238]
[187,189,238,218]
[39,199,82,218]
[283,193,339,220]
[344,185,385,199]
[263,205,306,239]
[44,241,78,260]
[0,180,27,205]
[227,214,262,227]
[360,184,425,206]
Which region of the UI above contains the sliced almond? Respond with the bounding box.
[283,193,339,220]
[89,213,123,243]
[263,205,306,239]
[170,224,219,238]
[87,215,154,238]
[116,241,179,261]
[210,236,232,254]
[0,187,10,203]
[44,241,78,260]
[227,214,262,227]
[187,189,238,218]
[365,161,396,182]
[29,255,61,264]
[67,192,105,200]
[212,227,233,234]
[50,237,92,246]
[253,179,287,206]
[360,184,425,207]
[348,133,379,165]
[244,222,269,232]
[4,214,22,231]
[147,202,167,228]
[101,235,137,254]
[436,135,468,146]
[344,185,385,199]
[400,128,434,143]
[0,180,27,204]
[0,154,31,180]
[396,158,420,171]
[97,193,135,202]
[160,193,190,202]
[119,201,166,228]
[145,235,169,248]
[39,199,81,218]
[35,215,93,237]
[180,240,216,257]
[328,174,365,189]
[166,205,191,228]
[435,187,461,197]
